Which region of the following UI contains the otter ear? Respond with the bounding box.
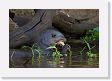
[51,33,56,38]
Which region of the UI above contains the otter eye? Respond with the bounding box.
[51,34,56,38]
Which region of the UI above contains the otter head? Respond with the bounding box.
[41,29,66,47]
[39,28,70,55]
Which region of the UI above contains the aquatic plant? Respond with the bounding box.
[80,27,99,58]
[80,46,86,60]
[84,27,99,41]
[22,43,71,66]
[82,37,97,58]
[34,47,42,62]
[22,44,42,64]
[22,44,64,64]
[68,50,72,66]
[48,45,63,62]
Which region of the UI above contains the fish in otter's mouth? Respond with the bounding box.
[56,39,65,46]
[55,40,71,55]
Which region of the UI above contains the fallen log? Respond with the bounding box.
[10,9,56,48]
[52,11,98,34]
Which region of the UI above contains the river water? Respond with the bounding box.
[19,39,99,68]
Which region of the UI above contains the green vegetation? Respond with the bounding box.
[68,50,72,66]
[80,27,99,58]
[22,44,42,64]
[22,44,69,64]
[47,45,63,62]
